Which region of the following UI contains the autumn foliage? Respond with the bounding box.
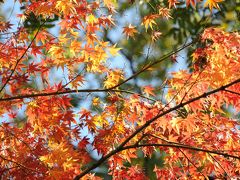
[0,0,239,179]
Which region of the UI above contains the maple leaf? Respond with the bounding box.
[142,15,158,31]
[28,62,41,75]
[35,30,51,44]
[86,14,98,25]
[103,0,117,8]
[48,45,64,58]
[92,97,100,106]
[69,40,81,56]
[108,44,121,56]
[79,109,91,122]
[151,31,162,42]
[31,45,42,57]
[8,112,17,119]
[99,15,115,28]
[158,7,172,19]
[16,14,27,22]
[168,0,180,8]
[0,21,13,32]
[104,69,124,88]
[143,85,156,97]
[55,0,76,15]
[78,137,90,149]
[123,24,138,39]
[186,0,197,7]
[204,0,223,10]
[170,118,182,134]
[70,75,85,89]
[127,112,138,123]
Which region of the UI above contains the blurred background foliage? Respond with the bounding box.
[108,0,239,92]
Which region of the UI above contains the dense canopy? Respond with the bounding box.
[0,0,239,179]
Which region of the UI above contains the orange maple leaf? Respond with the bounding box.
[185,0,202,7]
[168,0,180,8]
[151,31,162,42]
[123,24,138,39]
[143,85,156,97]
[158,7,172,19]
[0,21,13,32]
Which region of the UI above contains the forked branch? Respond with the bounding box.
[74,77,240,179]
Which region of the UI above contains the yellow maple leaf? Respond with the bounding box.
[170,118,181,134]
[92,97,100,106]
[28,101,39,108]
[48,45,64,58]
[69,29,79,37]
[142,14,158,31]
[39,155,54,168]
[104,70,124,88]
[108,44,121,56]
[56,0,76,15]
[103,0,118,8]
[93,114,109,127]
[69,40,81,56]
[87,14,98,25]
[204,0,223,11]
[59,34,70,45]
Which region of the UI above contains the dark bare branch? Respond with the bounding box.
[74,78,240,179]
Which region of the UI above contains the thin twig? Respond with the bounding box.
[224,89,240,96]
[207,153,230,179]
[178,148,207,179]
[0,125,47,170]
[0,154,40,173]
[73,78,240,179]
[122,144,240,160]
[108,40,196,90]
[0,21,45,93]
[0,39,196,102]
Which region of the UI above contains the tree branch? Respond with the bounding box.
[177,148,207,179]
[73,78,240,179]
[108,39,196,90]
[224,89,240,96]
[106,35,141,94]
[0,154,40,174]
[0,39,196,102]
[0,21,45,94]
[122,143,240,160]
[207,153,230,179]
